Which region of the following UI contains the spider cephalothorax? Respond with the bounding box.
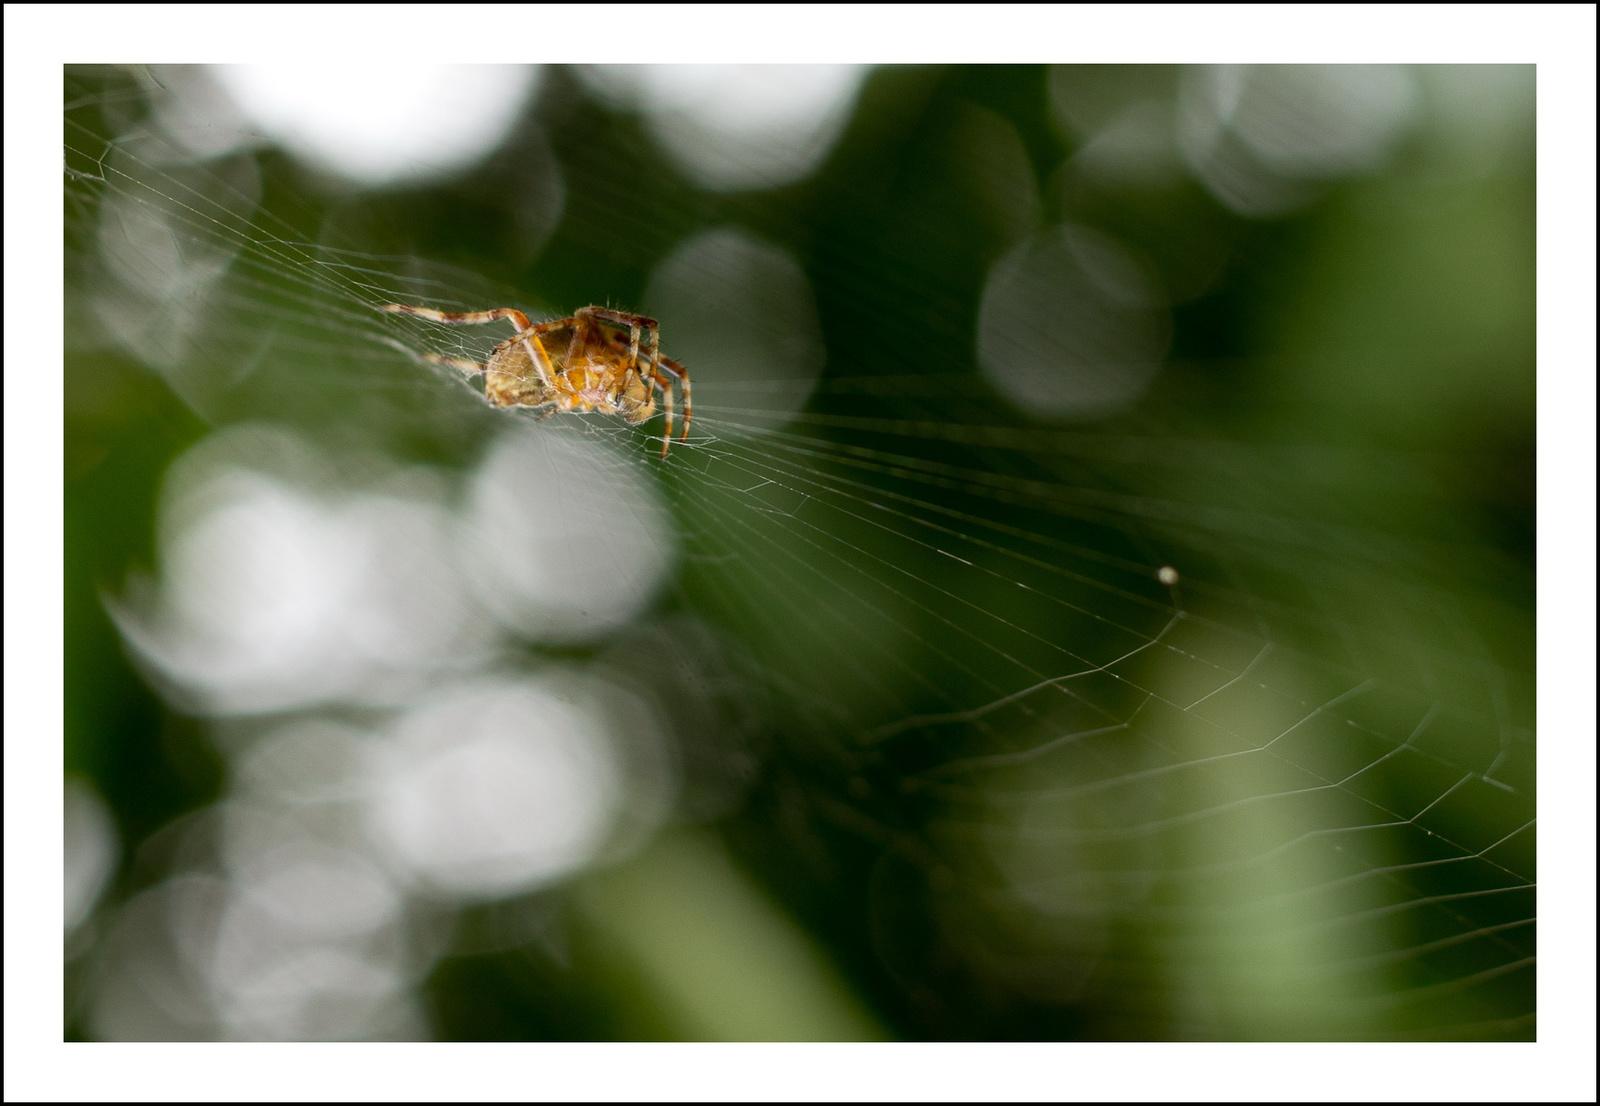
[381,303,691,456]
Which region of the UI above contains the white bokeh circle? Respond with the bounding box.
[211,64,539,187]
[364,676,623,900]
[978,225,1170,421]
[457,423,675,644]
[581,64,868,191]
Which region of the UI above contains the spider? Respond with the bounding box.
[380,302,691,457]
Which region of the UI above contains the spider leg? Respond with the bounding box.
[380,304,534,332]
[562,322,588,373]
[647,365,674,459]
[658,355,691,443]
[419,351,487,375]
[495,319,574,391]
[643,354,691,457]
[643,323,661,379]
[576,306,659,332]
[644,327,667,455]
[379,333,487,377]
[626,323,642,380]
[383,303,566,391]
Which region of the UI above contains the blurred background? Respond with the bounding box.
[64,63,1535,1042]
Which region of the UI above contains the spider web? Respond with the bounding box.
[62,64,1538,1044]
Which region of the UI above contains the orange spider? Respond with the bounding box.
[380,302,691,457]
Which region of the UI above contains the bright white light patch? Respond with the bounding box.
[223,832,402,943]
[214,944,407,1041]
[111,425,497,714]
[211,64,538,187]
[458,423,674,644]
[65,778,118,933]
[583,65,868,191]
[644,227,826,431]
[365,677,623,900]
[978,225,1170,420]
[1179,65,1417,217]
